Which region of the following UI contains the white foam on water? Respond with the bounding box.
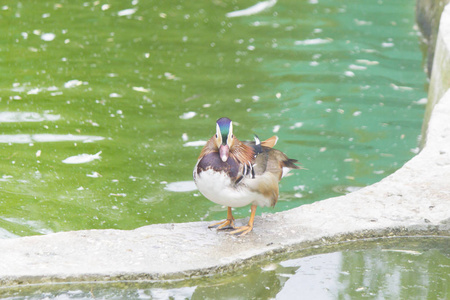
[62,151,102,164]
[179,112,196,119]
[183,140,207,147]
[118,8,137,16]
[294,38,332,46]
[226,0,277,18]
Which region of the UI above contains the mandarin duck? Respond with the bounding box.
[193,117,300,236]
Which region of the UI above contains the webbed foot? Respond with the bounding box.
[229,224,253,236]
[208,218,235,230]
[208,207,235,230]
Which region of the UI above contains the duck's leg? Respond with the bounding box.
[208,207,235,230]
[230,205,257,236]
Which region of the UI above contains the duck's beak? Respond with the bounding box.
[219,144,229,162]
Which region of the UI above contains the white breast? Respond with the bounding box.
[194,168,272,208]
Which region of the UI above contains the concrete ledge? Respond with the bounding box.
[1,5,450,288]
[422,2,450,142]
[415,0,450,75]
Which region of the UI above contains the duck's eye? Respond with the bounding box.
[215,134,218,138]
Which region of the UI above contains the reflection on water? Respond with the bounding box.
[0,217,54,236]
[0,0,427,236]
[0,112,60,123]
[1,238,448,299]
[0,134,104,144]
[277,252,342,299]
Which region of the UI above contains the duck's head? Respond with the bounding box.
[215,117,235,162]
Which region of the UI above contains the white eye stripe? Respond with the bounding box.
[215,123,222,142]
[216,123,221,135]
[227,121,234,142]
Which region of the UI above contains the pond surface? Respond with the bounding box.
[1,237,448,299]
[1,0,426,237]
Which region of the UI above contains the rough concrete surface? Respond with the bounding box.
[1,4,450,288]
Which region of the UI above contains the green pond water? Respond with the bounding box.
[1,237,449,299]
[0,0,427,237]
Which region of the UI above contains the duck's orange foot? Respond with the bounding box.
[229,224,253,236]
[208,218,235,230]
